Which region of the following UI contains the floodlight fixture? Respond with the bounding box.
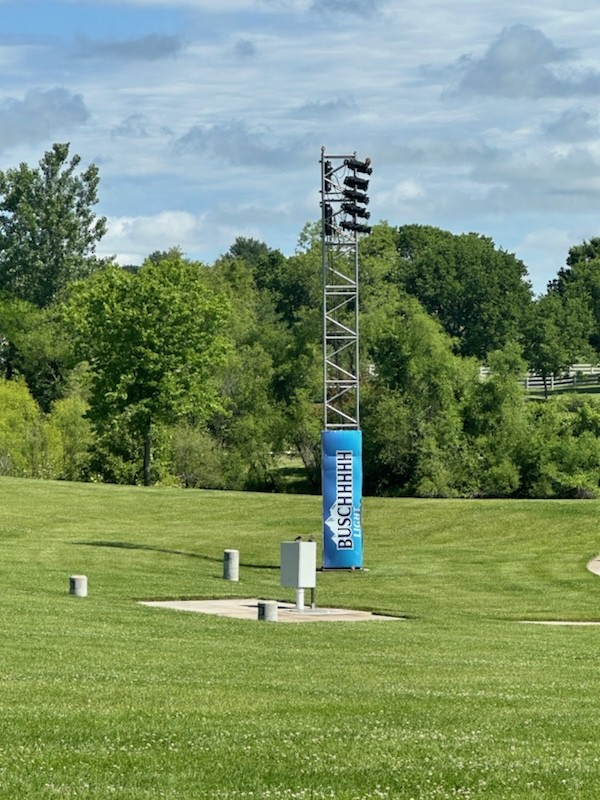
[341,202,370,219]
[341,220,372,235]
[342,188,369,205]
[344,157,372,175]
[344,175,369,192]
[324,160,334,192]
[324,203,334,236]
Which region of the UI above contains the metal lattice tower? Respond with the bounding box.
[320,147,372,430]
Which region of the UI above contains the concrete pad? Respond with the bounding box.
[139,598,403,623]
[520,620,600,626]
[587,556,600,576]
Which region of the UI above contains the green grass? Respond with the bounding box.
[2,478,600,798]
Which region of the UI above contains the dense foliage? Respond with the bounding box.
[2,145,600,496]
[0,143,107,307]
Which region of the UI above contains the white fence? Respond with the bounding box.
[479,363,600,390]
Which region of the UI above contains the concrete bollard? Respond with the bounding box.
[257,600,278,622]
[69,575,88,597]
[223,549,240,582]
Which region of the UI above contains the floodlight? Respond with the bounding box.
[340,220,372,235]
[344,175,369,192]
[342,188,369,205]
[341,202,370,219]
[344,157,372,175]
[324,161,333,193]
[324,203,334,236]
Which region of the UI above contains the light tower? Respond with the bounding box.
[320,147,372,569]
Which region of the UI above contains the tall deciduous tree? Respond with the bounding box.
[0,143,107,307]
[523,290,594,396]
[0,294,72,410]
[0,378,61,478]
[551,238,600,353]
[361,287,478,496]
[393,224,533,358]
[464,343,530,496]
[66,251,232,485]
[216,235,323,487]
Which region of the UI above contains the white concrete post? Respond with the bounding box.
[223,549,240,581]
[69,575,88,597]
[258,600,278,621]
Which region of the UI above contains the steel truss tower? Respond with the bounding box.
[320,147,372,430]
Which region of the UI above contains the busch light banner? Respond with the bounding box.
[322,430,363,569]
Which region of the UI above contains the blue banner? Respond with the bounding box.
[322,430,363,569]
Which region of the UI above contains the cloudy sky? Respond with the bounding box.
[3,0,600,293]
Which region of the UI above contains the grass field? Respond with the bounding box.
[2,477,600,798]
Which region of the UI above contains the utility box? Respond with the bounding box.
[280,541,317,589]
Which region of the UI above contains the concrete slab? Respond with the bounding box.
[587,556,600,576]
[520,620,600,626]
[139,598,403,623]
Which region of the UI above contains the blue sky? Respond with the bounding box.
[3,1,600,293]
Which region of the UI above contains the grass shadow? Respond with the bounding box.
[73,540,278,569]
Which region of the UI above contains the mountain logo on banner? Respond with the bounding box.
[325,449,358,550]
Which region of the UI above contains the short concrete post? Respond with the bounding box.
[69,575,88,597]
[223,549,240,582]
[257,600,278,622]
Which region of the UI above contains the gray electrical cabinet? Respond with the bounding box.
[280,541,317,589]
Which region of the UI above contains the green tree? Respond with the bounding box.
[565,238,600,267]
[361,288,478,496]
[359,221,401,292]
[0,143,107,307]
[464,343,530,496]
[48,394,93,482]
[0,294,73,410]
[66,252,232,485]
[222,234,319,327]
[211,246,289,489]
[522,395,600,498]
[393,225,533,358]
[215,236,322,489]
[523,289,594,396]
[0,378,60,478]
[551,239,600,353]
[170,422,227,489]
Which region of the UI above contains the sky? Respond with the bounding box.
[2,1,600,294]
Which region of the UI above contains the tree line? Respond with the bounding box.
[3,144,600,498]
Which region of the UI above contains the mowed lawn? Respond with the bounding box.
[2,478,600,799]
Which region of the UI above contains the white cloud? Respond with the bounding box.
[99,206,297,265]
[521,226,573,255]
[100,211,203,264]
[377,180,426,216]
[8,2,600,294]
